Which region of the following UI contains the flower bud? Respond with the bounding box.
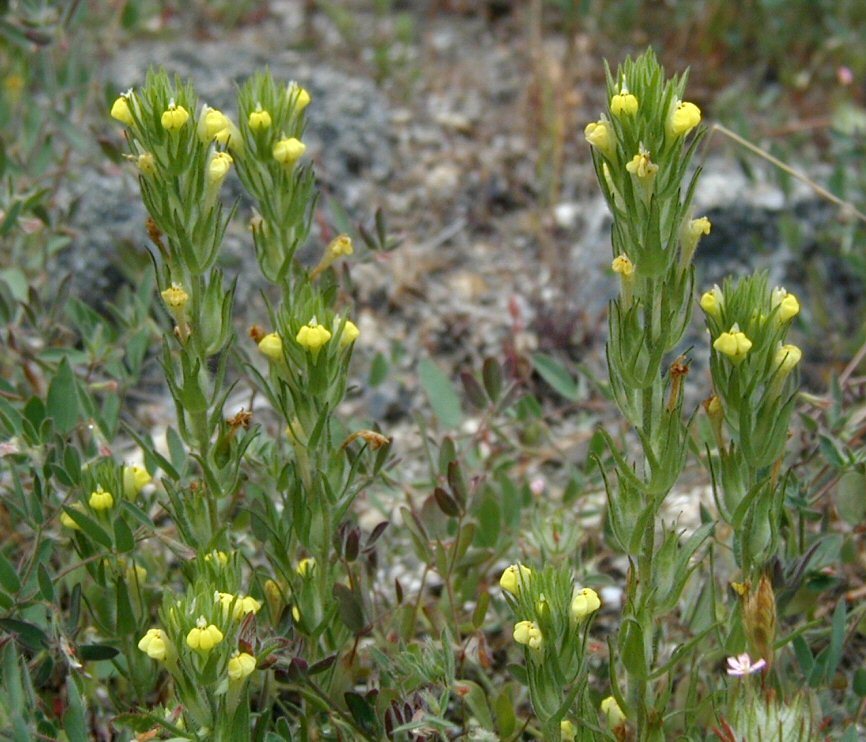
[186,616,223,652]
[713,324,752,363]
[512,620,542,650]
[273,137,306,167]
[228,651,256,681]
[198,105,229,142]
[610,92,638,116]
[207,151,233,186]
[137,152,156,177]
[161,100,190,131]
[248,105,272,131]
[258,332,283,362]
[89,486,114,511]
[138,628,170,661]
[625,148,658,180]
[774,343,802,375]
[123,465,151,499]
[296,321,331,352]
[560,720,577,742]
[499,563,532,596]
[584,120,615,160]
[600,695,626,727]
[111,95,134,125]
[338,320,360,348]
[570,587,601,620]
[667,99,701,138]
[771,287,800,323]
[700,284,724,321]
[161,284,189,320]
[296,557,316,577]
[287,81,311,112]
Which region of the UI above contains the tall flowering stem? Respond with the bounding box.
[586,50,712,738]
[113,70,250,548]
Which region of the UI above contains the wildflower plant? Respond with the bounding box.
[586,49,713,738]
[500,563,602,739]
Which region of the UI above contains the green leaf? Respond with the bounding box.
[344,692,379,737]
[835,470,866,525]
[333,583,365,634]
[368,352,389,387]
[63,675,87,742]
[0,618,49,651]
[37,564,54,602]
[482,357,502,403]
[532,352,579,400]
[0,551,21,595]
[63,507,112,549]
[418,358,462,428]
[46,358,79,434]
[78,644,120,661]
[113,517,135,553]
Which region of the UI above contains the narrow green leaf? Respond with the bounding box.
[63,675,87,742]
[37,564,54,602]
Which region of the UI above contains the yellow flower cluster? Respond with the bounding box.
[287,81,311,112]
[499,563,532,596]
[570,587,602,620]
[248,105,272,131]
[258,332,283,362]
[713,324,753,363]
[296,321,331,352]
[123,465,151,499]
[611,255,634,277]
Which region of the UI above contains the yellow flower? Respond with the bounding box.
[111,95,134,125]
[161,100,190,131]
[338,320,360,348]
[328,234,354,258]
[273,137,306,167]
[610,92,638,116]
[611,255,634,277]
[197,105,229,142]
[137,152,156,176]
[667,100,701,138]
[249,106,272,131]
[296,322,331,352]
[123,465,151,499]
[213,118,244,153]
[227,651,257,681]
[89,486,114,511]
[208,151,233,186]
[713,324,752,363]
[258,332,283,362]
[584,120,614,159]
[161,284,189,319]
[216,592,262,620]
[499,563,532,596]
[700,285,724,321]
[771,287,800,323]
[625,148,658,180]
[204,550,229,566]
[296,557,316,577]
[682,216,711,265]
[291,604,301,622]
[774,344,802,375]
[186,617,223,652]
[570,587,601,620]
[60,503,84,530]
[560,720,577,742]
[138,628,168,661]
[287,81,311,112]
[512,620,542,650]
[600,695,626,727]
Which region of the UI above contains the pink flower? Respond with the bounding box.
[726,653,766,676]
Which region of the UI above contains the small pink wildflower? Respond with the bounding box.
[726,653,766,676]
